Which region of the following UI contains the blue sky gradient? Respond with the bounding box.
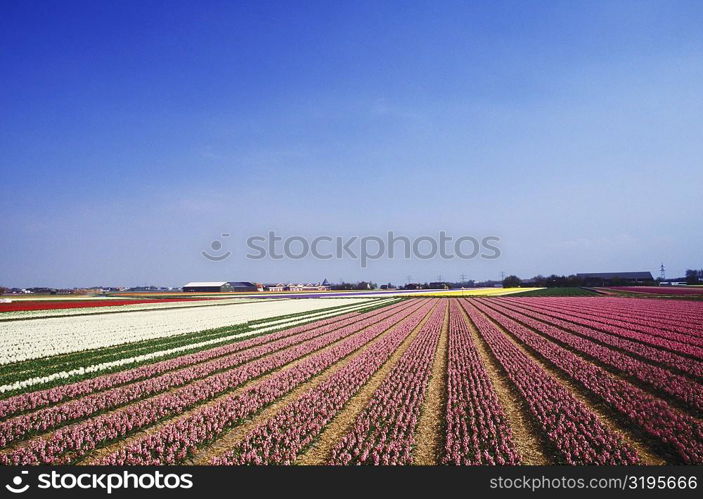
[1,0,702,287]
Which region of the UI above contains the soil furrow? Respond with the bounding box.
[412,302,449,465]
[294,302,440,465]
[80,301,425,464]
[458,301,549,465]
[466,299,666,465]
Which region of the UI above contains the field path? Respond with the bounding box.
[412,302,449,465]
[465,298,665,465]
[190,301,436,464]
[454,301,548,464]
[0,304,403,458]
[76,301,423,465]
[294,302,441,465]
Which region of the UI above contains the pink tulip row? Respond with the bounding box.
[469,299,703,464]
[210,302,440,465]
[324,303,445,465]
[587,294,703,319]
[481,300,703,413]
[0,300,406,424]
[0,301,415,447]
[543,301,703,350]
[507,297,703,342]
[95,300,436,465]
[553,299,703,338]
[442,301,519,465]
[496,299,703,379]
[0,301,425,465]
[616,294,703,321]
[461,300,640,465]
[522,297,703,334]
[0,302,408,421]
[502,299,703,360]
[612,286,703,296]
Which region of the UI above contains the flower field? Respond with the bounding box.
[0,298,203,313]
[0,295,701,465]
[609,286,703,297]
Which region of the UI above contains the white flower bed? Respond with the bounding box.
[0,297,265,321]
[0,298,376,365]
[0,298,394,393]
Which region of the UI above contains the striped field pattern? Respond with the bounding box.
[1,295,701,465]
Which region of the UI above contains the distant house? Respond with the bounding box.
[285,282,331,292]
[303,279,331,291]
[182,282,233,293]
[266,283,287,292]
[576,272,654,286]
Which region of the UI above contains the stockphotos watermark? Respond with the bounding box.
[202,231,501,268]
[3,469,193,495]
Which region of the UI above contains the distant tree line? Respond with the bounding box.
[502,274,646,288]
[331,281,377,290]
[501,274,591,288]
[686,269,703,285]
[501,269,703,288]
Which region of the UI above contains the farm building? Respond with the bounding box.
[576,271,654,286]
[228,281,262,292]
[182,282,233,293]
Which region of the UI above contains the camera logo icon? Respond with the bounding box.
[5,471,29,494]
[202,233,232,261]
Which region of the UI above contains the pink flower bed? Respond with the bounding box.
[507,297,703,341]
[0,301,424,465]
[442,301,519,465]
[327,303,446,465]
[462,300,640,465]
[469,299,703,464]
[211,302,439,465]
[95,301,435,465]
[497,299,703,378]
[499,299,703,359]
[481,299,703,412]
[0,301,408,420]
[612,286,703,296]
[0,301,414,447]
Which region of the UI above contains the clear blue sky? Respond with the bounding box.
[1,0,702,287]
